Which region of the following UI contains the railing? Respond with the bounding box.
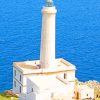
[46,0,54,7]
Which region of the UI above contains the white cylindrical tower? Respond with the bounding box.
[40,1,57,69]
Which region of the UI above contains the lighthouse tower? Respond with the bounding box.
[40,0,57,68]
[13,0,76,100]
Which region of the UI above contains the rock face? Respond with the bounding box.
[84,80,100,90]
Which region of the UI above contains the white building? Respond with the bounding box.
[13,59,76,94]
[74,85,94,99]
[13,0,76,100]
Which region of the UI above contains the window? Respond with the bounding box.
[51,93,54,98]
[20,75,21,82]
[31,88,33,92]
[14,70,16,76]
[87,94,88,97]
[64,73,66,79]
[20,86,21,93]
[14,81,16,87]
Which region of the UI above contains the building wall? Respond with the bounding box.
[56,71,75,84]
[25,75,74,100]
[27,78,39,94]
[13,67,37,94]
[75,87,94,99]
[13,65,76,98]
[13,78,23,94]
[13,67,27,94]
[19,94,26,100]
[66,70,75,82]
[26,78,51,100]
[80,89,94,99]
[26,88,73,100]
[13,67,43,94]
[26,85,72,100]
[26,92,51,100]
[57,72,66,79]
[13,67,23,84]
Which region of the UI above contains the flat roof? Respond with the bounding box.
[13,58,76,74]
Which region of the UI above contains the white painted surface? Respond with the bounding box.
[13,59,76,95]
[66,70,75,81]
[75,85,94,99]
[19,94,26,100]
[81,89,94,99]
[40,7,57,68]
[13,78,22,94]
[13,67,22,84]
[26,92,51,100]
[25,75,74,100]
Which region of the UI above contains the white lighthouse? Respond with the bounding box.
[40,1,57,68]
[13,0,76,100]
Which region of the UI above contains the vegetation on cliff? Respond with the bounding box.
[0,91,18,100]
